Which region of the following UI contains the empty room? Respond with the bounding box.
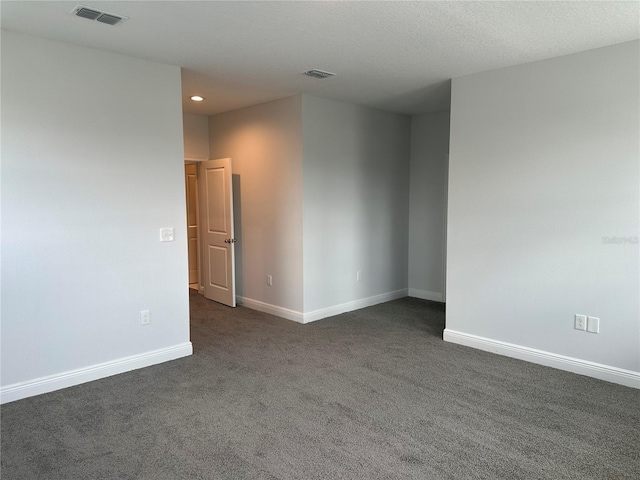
[1,1,638,479]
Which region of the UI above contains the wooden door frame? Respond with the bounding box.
[185,158,205,295]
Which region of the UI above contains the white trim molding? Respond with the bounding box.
[303,289,408,324]
[238,289,409,324]
[408,288,444,302]
[1,342,193,404]
[236,296,305,323]
[443,329,640,389]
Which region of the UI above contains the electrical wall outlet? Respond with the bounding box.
[357,271,362,282]
[266,275,273,286]
[587,316,600,333]
[159,228,175,242]
[140,310,151,325]
[574,314,587,331]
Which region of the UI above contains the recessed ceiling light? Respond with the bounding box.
[190,95,205,102]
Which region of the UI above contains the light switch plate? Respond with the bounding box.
[159,228,175,242]
[587,316,600,333]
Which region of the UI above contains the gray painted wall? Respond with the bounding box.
[209,96,304,312]
[447,41,640,372]
[302,95,411,313]
[183,113,210,160]
[408,112,450,302]
[1,32,190,388]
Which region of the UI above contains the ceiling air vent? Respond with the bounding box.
[74,7,101,20]
[72,5,128,25]
[302,69,337,79]
[96,13,124,25]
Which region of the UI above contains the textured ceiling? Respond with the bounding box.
[2,1,638,115]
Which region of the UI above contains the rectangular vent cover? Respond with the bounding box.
[303,69,337,79]
[75,7,101,20]
[72,5,127,25]
[97,14,123,25]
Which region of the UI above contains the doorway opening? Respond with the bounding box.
[185,162,200,292]
[184,158,237,307]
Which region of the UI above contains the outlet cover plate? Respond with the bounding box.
[575,314,587,331]
[159,228,175,242]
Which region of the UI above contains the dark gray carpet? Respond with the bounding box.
[2,292,639,479]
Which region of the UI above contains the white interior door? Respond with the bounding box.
[199,158,236,307]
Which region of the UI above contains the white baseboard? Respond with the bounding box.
[408,288,444,302]
[238,289,409,324]
[303,289,409,324]
[443,329,640,389]
[236,296,305,323]
[0,342,193,404]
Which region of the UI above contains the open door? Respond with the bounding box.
[198,158,236,307]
